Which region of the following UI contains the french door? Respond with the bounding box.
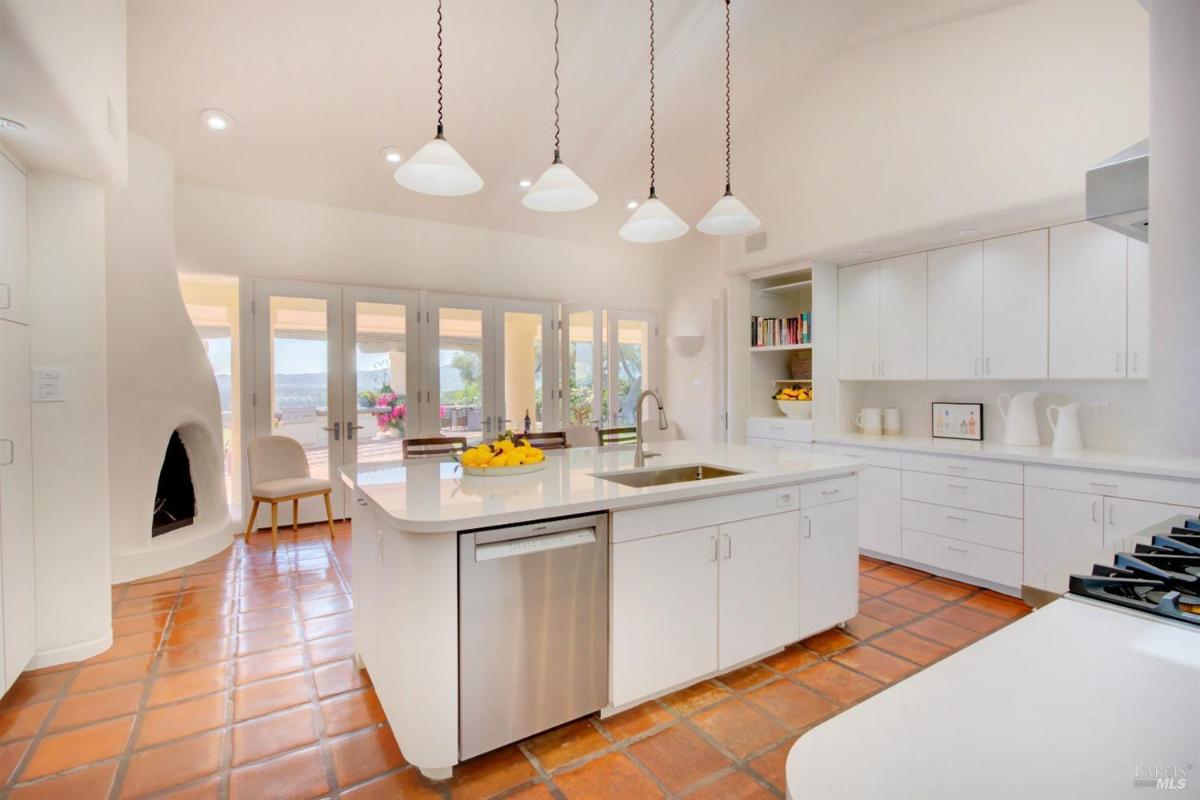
[562,305,658,428]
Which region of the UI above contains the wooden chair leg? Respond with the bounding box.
[270,501,279,551]
[292,498,299,531]
[323,491,336,539]
[244,500,260,538]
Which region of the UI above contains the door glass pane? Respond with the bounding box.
[354,301,409,463]
[503,311,544,433]
[438,307,484,440]
[614,318,651,426]
[567,311,595,425]
[269,297,329,480]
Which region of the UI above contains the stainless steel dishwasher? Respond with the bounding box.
[458,513,608,760]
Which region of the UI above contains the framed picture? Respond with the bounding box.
[932,402,983,441]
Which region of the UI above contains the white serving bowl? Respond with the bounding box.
[776,399,812,419]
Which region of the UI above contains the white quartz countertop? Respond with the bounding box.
[786,597,1200,800]
[815,432,1200,481]
[340,440,860,533]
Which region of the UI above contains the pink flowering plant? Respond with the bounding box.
[368,385,406,434]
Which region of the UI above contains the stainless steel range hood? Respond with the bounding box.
[1086,139,1148,242]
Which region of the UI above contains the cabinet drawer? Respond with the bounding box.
[901,500,1022,553]
[902,471,1022,518]
[812,442,902,469]
[612,486,800,544]
[801,475,857,508]
[901,528,1022,588]
[746,437,813,454]
[901,453,1022,484]
[1024,465,1200,507]
[747,417,813,443]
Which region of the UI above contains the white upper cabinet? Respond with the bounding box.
[927,242,983,379]
[982,229,1048,379]
[0,154,29,326]
[1126,239,1149,377]
[1049,222,1128,379]
[878,253,927,380]
[837,262,880,380]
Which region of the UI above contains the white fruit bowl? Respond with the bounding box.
[461,462,546,477]
[776,400,812,419]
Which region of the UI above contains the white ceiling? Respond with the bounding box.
[127,0,1024,244]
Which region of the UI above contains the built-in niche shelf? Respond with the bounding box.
[773,378,813,384]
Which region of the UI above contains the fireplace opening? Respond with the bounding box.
[153,430,197,537]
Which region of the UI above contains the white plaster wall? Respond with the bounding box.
[107,136,232,583]
[27,172,112,666]
[174,185,665,311]
[662,235,726,441]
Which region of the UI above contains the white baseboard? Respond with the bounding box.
[29,628,114,670]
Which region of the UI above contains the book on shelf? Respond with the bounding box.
[751,313,812,347]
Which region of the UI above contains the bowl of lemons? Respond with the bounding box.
[459,435,547,476]
[774,386,813,418]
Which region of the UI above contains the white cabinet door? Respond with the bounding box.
[0,154,28,325]
[878,253,927,380]
[1049,222,1129,379]
[983,230,1048,379]
[717,512,801,670]
[1024,486,1102,593]
[798,500,859,641]
[859,466,901,558]
[837,262,880,380]
[1126,239,1149,377]
[927,242,983,379]
[1103,496,1198,548]
[0,320,35,686]
[611,527,719,706]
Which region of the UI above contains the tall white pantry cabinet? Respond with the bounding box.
[0,151,37,692]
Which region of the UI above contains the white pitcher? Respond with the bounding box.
[1046,402,1083,451]
[996,392,1040,446]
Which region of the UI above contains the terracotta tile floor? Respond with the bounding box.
[0,528,1031,799]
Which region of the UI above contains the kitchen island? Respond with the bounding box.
[341,440,862,779]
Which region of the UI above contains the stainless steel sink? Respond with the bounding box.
[595,464,746,488]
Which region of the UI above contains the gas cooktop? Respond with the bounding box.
[1069,519,1200,627]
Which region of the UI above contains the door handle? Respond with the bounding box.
[710,534,719,562]
[723,533,732,560]
[0,439,13,466]
[322,421,341,441]
[346,422,364,440]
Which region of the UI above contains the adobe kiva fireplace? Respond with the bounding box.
[152,431,197,537]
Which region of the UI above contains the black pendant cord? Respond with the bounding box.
[648,0,657,197]
[552,0,561,162]
[723,0,732,195]
[436,0,445,137]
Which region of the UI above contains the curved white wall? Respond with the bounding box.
[107,136,232,583]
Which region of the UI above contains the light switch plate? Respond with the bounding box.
[33,367,65,402]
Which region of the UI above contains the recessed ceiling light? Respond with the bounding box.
[958,227,977,236]
[625,199,640,210]
[518,178,533,189]
[380,146,405,164]
[200,109,233,131]
[0,117,25,131]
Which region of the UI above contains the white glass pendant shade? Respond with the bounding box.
[697,190,761,236]
[393,134,483,196]
[619,194,688,243]
[522,160,598,211]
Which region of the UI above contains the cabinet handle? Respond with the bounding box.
[871,360,877,377]
[946,465,968,472]
[1107,503,1115,526]
[946,483,968,490]
[1131,353,1139,374]
[973,356,980,376]
[710,535,719,562]
[376,531,383,565]
[946,544,969,554]
[1091,500,1099,523]
[946,514,968,522]
[880,360,886,377]
[355,497,369,507]
[0,439,13,466]
[723,534,732,560]
[0,283,9,310]
[802,516,812,539]
[1089,481,1118,490]
[820,488,840,496]
[1115,352,1122,374]
[985,356,992,375]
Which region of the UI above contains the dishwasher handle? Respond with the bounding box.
[475,528,596,562]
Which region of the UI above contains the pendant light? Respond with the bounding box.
[522,0,597,212]
[620,0,687,243]
[394,0,483,196]
[697,0,760,236]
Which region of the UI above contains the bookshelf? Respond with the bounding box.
[746,265,814,419]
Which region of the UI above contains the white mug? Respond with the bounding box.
[883,408,901,435]
[855,408,883,436]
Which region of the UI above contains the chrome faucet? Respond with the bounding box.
[633,389,669,468]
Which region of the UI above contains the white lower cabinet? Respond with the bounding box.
[901,529,1022,588]
[859,466,901,558]
[1103,496,1198,548]
[610,527,719,707]
[0,320,35,691]
[799,499,859,641]
[718,513,800,670]
[1024,486,1103,593]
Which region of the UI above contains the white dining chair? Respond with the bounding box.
[245,435,335,550]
